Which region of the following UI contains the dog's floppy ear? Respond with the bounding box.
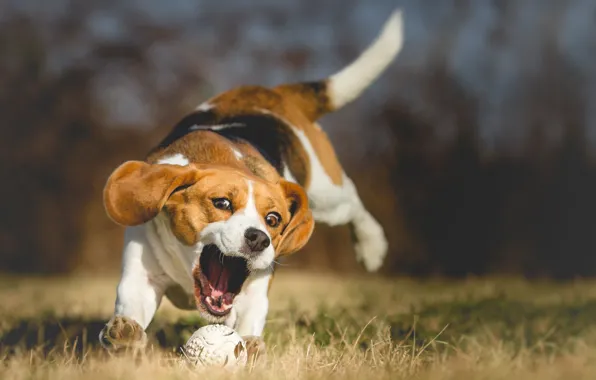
[104,160,201,226]
[277,180,314,256]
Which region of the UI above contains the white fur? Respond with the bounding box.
[148,214,199,292]
[282,165,298,184]
[291,128,353,225]
[189,122,245,131]
[157,153,190,167]
[328,10,403,109]
[195,102,214,111]
[351,208,388,272]
[199,180,275,272]
[111,226,173,329]
[233,148,244,159]
[227,269,271,336]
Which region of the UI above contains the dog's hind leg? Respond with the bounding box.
[282,132,388,272]
[308,172,387,272]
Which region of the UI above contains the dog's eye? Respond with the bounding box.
[265,212,281,227]
[212,198,232,211]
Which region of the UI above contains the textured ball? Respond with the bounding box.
[180,324,247,369]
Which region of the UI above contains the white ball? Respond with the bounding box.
[180,324,247,369]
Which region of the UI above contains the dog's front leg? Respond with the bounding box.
[228,273,271,361]
[100,225,170,350]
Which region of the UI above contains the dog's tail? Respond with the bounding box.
[275,10,404,121]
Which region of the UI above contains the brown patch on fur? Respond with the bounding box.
[165,284,196,310]
[275,82,343,185]
[104,158,314,252]
[275,180,315,256]
[148,130,289,184]
[164,168,251,245]
[166,172,313,253]
[199,87,316,186]
[103,161,202,226]
[300,122,344,185]
[233,140,281,183]
[248,178,313,256]
[192,264,203,304]
[274,81,333,122]
[148,131,243,170]
[279,136,311,187]
[251,181,291,247]
[200,83,344,186]
[149,79,345,186]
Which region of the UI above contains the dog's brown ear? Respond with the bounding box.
[277,180,314,256]
[104,160,201,226]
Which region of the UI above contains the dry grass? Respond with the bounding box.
[2,271,596,379]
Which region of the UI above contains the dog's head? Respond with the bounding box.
[104,160,314,321]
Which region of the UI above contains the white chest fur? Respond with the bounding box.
[145,214,199,294]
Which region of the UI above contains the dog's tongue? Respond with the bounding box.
[206,254,229,297]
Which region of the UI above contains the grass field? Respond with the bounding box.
[2,271,596,379]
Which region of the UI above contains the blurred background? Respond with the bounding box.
[1,0,596,278]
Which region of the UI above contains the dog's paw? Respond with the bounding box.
[352,214,388,272]
[99,316,147,350]
[242,335,267,364]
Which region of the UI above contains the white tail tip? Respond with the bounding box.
[328,10,404,109]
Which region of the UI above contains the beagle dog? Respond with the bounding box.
[100,11,403,354]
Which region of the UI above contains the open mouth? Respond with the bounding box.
[193,244,249,317]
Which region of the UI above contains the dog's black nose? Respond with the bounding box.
[244,227,270,253]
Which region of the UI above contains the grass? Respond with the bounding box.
[2,271,596,379]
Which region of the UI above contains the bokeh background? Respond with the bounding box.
[2,0,596,278]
